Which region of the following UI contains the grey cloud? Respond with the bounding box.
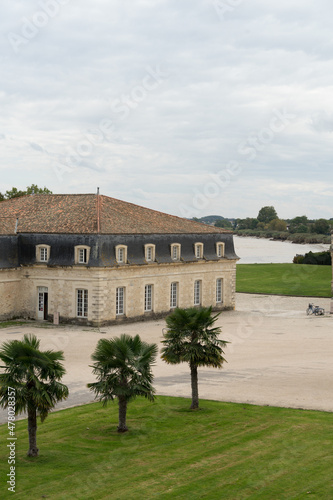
[30,142,45,153]
[0,1,333,218]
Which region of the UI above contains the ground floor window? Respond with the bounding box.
[170,282,178,308]
[116,287,125,315]
[77,289,88,317]
[194,280,201,306]
[216,278,223,303]
[145,284,153,312]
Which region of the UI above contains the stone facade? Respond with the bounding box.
[0,259,236,325]
[0,194,239,325]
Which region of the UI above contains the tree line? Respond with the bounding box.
[0,307,227,457]
[0,185,52,201]
[234,206,332,235]
[194,206,332,244]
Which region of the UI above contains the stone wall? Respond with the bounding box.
[0,259,237,324]
[0,268,22,320]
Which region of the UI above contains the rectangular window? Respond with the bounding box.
[216,278,223,303]
[171,244,181,261]
[170,282,178,308]
[77,289,88,318]
[146,246,153,261]
[78,248,87,264]
[117,248,124,263]
[172,246,178,260]
[116,287,125,315]
[217,243,224,258]
[196,246,201,258]
[194,280,201,306]
[40,247,48,262]
[145,284,153,312]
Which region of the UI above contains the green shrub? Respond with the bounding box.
[293,251,331,265]
[302,251,331,265]
[293,254,304,264]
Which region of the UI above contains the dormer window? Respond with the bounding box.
[118,248,124,263]
[145,244,155,262]
[74,245,90,264]
[115,245,127,264]
[79,248,87,264]
[194,243,203,259]
[36,244,50,263]
[40,247,48,262]
[171,243,181,261]
[216,242,225,258]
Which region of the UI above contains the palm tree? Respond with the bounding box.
[0,334,69,457]
[88,334,158,432]
[161,307,228,410]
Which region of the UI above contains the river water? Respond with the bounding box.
[234,235,330,264]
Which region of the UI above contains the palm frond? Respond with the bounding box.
[88,334,157,404]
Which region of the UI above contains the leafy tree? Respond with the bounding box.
[4,187,26,199]
[26,184,52,196]
[88,334,158,433]
[0,334,68,457]
[3,185,52,200]
[313,218,330,235]
[161,307,228,410]
[288,216,309,234]
[257,206,278,224]
[214,219,233,229]
[291,215,308,226]
[236,218,259,230]
[267,218,287,231]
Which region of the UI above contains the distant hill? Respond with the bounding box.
[196,215,225,224]
[192,215,235,226]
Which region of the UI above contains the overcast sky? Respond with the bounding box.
[1,0,333,219]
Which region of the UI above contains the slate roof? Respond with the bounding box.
[0,194,230,235]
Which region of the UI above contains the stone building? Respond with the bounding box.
[0,193,238,325]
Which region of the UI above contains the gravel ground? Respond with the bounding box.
[0,293,332,423]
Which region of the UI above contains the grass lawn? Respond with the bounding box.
[236,263,332,297]
[0,397,332,499]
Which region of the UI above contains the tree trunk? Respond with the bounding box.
[190,364,199,409]
[27,402,39,457]
[117,396,128,432]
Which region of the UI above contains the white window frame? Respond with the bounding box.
[194,242,203,259]
[144,284,153,312]
[171,243,181,261]
[115,245,127,264]
[74,245,90,264]
[194,280,202,306]
[40,247,48,262]
[216,278,223,304]
[170,282,178,309]
[145,244,155,262]
[76,289,88,318]
[79,248,87,264]
[216,242,225,258]
[36,244,50,263]
[116,287,125,315]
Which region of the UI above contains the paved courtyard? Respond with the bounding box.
[0,293,332,423]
